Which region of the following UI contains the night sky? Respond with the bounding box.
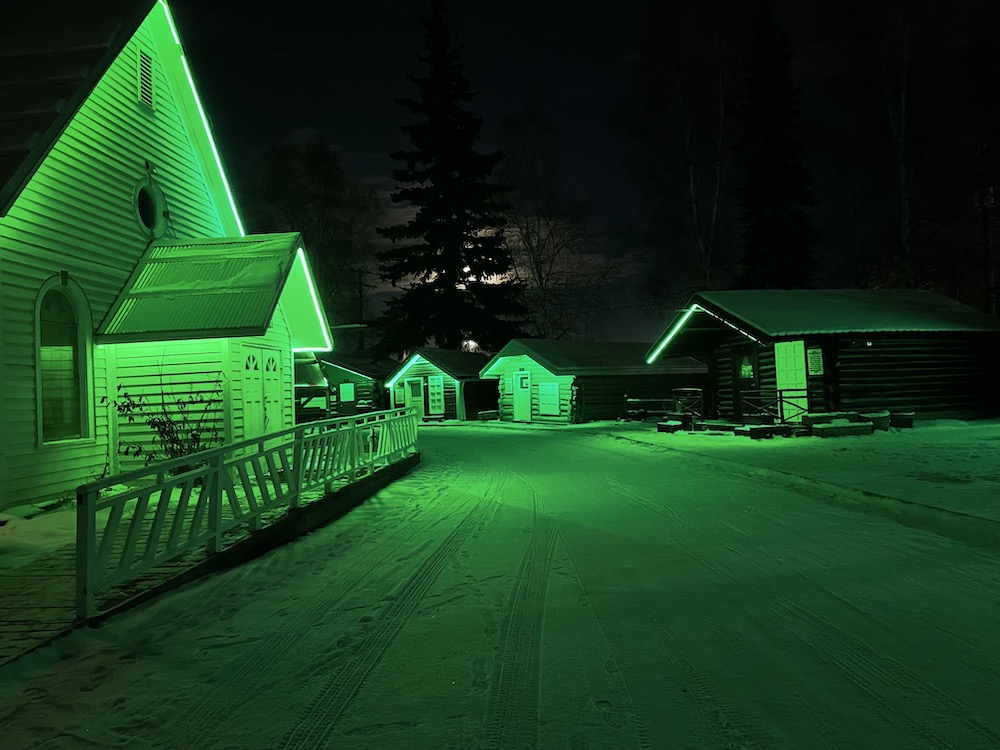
[166,0,1000,336]
[168,0,654,220]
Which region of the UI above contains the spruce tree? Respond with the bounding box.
[733,1,816,289]
[375,0,523,356]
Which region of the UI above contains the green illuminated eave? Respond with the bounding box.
[646,303,765,364]
[95,233,331,350]
[384,353,461,390]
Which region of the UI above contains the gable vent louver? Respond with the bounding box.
[138,51,154,108]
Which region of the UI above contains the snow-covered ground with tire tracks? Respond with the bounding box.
[0,419,997,749]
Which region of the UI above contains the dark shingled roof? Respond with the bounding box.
[411,347,491,380]
[0,0,156,216]
[483,339,707,377]
[319,352,399,381]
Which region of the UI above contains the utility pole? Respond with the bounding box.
[357,268,365,351]
[976,142,998,316]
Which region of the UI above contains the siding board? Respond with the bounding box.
[0,9,232,508]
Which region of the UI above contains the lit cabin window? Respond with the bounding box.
[739,356,755,379]
[38,288,84,441]
[138,50,154,108]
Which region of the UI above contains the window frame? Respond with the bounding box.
[34,275,93,446]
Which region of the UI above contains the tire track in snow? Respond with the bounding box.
[553,531,679,750]
[603,476,999,750]
[702,498,998,666]
[771,592,1000,750]
[274,471,508,750]
[154,465,485,750]
[480,516,557,750]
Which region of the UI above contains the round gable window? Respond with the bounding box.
[133,175,167,237]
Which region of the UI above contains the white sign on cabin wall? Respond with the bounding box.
[807,347,824,375]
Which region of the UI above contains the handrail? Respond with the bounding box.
[75,407,418,619]
[740,388,809,423]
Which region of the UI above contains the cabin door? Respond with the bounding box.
[732,345,759,419]
[427,375,445,416]
[512,370,532,422]
[243,346,281,438]
[774,340,808,422]
[404,377,426,418]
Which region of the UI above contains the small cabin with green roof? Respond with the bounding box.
[0,1,331,510]
[385,348,498,421]
[646,289,1000,421]
[480,339,709,424]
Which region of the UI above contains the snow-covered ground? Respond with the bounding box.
[0,419,998,749]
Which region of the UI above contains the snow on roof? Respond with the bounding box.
[96,232,330,348]
[412,348,492,380]
[696,289,1000,337]
[319,352,398,381]
[483,339,707,377]
[648,289,1000,362]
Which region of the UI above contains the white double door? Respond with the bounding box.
[243,345,282,438]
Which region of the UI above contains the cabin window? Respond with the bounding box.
[138,50,154,108]
[36,279,91,443]
[739,355,755,379]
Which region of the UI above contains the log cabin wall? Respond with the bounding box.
[832,334,1000,415]
[575,374,710,422]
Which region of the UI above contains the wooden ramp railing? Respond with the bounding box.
[75,408,418,619]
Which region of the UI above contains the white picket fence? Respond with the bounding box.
[75,408,419,619]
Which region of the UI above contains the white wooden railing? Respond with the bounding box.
[75,408,419,619]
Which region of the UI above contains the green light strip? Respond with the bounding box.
[646,305,697,364]
[293,247,333,352]
[320,361,376,382]
[178,57,245,236]
[646,302,764,364]
[385,354,426,390]
[699,305,763,344]
[158,0,180,45]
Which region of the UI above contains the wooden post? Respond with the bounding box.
[75,486,96,621]
[291,428,304,509]
[206,454,223,554]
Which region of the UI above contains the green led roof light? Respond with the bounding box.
[646,305,697,364]
[646,302,765,364]
[159,0,180,45]
[385,354,426,391]
[292,247,333,352]
[159,0,244,237]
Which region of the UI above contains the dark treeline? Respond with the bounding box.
[620,0,1000,315]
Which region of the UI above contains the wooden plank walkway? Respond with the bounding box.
[0,488,321,667]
